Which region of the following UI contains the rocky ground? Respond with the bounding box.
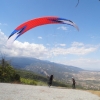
[0,83,100,100]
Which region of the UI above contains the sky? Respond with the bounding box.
[0,0,100,71]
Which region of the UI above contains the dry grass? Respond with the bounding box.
[87,90,100,97]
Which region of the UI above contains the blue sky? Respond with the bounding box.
[0,0,100,71]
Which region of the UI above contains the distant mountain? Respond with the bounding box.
[5,57,84,81]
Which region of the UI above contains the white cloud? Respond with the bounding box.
[61,58,100,71]
[0,23,7,26]
[0,29,7,45]
[38,36,42,39]
[71,42,84,47]
[90,35,100,39]
[0,30,98,58]
[54,43,66,47]
[0,30,50,59]
[59,44,66,47]
[50,43,98,56]
[0,30,100,70]
[7,41,51,59]
[57,26,68,31]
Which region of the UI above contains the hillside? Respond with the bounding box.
[5,56,100,90]
[7,57,84,75]
[6,57,84,81]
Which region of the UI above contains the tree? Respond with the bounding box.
[0,54,20,83]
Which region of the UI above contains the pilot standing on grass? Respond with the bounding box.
[72,77,76,89]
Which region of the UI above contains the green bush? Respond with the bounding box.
[20,78,37,85]
[0,58,20,83]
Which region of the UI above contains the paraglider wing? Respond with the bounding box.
[7,16,79,47]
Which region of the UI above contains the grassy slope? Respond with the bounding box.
[15,69,70,87]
